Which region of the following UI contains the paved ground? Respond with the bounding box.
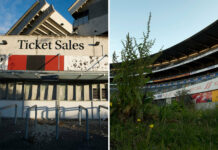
[0,118,108,150]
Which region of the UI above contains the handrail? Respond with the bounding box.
[25,105,37,139]
[78,105,89,140]
[98,105,108,129]
[0,104,17,125]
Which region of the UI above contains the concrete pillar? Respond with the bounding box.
[24,84,30,100]
[31,84,38,100]
[57,84,66,101]
[76,85,81,101]
[67,85,73,101]
[7,82,14,100]
[40,84,46,100]
[47,84,53,100]
[16,82,23,100]
[84,85,89,101]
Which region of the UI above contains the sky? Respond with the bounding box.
[110,0,218,62]
[0,0,75,34]
[0,0,218,63]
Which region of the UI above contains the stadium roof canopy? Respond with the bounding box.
[68,0,89,15]
[111,19,218,68]
[6,0,72,36]
[154,19,218,63]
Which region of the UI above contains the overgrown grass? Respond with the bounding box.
[111,102,218,150]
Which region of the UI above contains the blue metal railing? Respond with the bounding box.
[78,105,89,140]
[98,105,108,129]
[25,105,37,139]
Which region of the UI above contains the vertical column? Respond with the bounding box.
[67,85,73,101]
[76,85,81,101]
[40,84,46,101]
[24,83,30,100]
[12,82,16,100]
[84,85,89,101]
[31,84,38,100]
[57,84,66,101]
[16,82,23,100]
[8,82,15,100]
[47,84,53,100]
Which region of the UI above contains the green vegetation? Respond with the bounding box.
[111,102,218,150]
[110,14,218,150]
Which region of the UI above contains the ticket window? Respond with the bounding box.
[102,88,108,100]
[93,85,100,100]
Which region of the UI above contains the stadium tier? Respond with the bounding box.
[110,19,218,105]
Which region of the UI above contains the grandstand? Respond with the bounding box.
[110,19,218,106]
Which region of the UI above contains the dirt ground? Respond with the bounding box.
[0,118,108,150]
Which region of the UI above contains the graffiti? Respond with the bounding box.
[191,91,212,103]
[0,55,8,70]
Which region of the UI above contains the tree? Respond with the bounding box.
[111,13,161,122]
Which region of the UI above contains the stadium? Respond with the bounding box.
[110,19,218,109]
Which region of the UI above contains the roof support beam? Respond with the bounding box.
[190,39,210,49]
[39,24,58,36]
[21,5,55,35]
[47,18,70,35]
[204,33,218,42]
[43,20,66,36]
[6,0,46,35]
[35,27,48,35]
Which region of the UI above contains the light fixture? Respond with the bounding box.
[0,40,7,45]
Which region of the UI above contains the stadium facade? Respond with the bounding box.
[111,20,218,109]
[0,0,108,119]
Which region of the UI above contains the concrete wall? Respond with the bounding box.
[0,100,108,119]
[71,0,108,35]
[195,102,218,110]
[76,14,108,36]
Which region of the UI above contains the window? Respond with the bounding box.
[93,88,100,99]
[102,88,107,99]
[73,16,89,27]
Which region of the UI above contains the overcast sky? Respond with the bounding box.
[110,0,218,62]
